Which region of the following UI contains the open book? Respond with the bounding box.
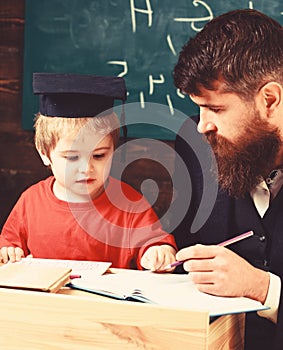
[68,270,268,317]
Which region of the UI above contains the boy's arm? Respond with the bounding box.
[0,194,29,258]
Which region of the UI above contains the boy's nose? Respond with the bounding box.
[78,159,93,173]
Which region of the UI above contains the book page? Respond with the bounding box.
[69,270,268,317]
[13,258,111,277]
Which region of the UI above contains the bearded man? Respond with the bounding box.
[172,9,283,350]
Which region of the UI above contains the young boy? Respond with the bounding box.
[0,73,176,271]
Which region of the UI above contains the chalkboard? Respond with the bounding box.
[22,0,283,140]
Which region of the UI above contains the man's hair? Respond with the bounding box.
[173,9,283,99]
[34,112,120,158]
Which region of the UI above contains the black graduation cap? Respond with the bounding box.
[33,73,127,118]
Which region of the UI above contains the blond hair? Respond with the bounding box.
[34,112,120,158]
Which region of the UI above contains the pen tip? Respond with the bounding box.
[164,264,172,270]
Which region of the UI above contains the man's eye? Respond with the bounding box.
[209,107,221,113]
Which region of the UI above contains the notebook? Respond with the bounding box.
[68,270,268,317]
[0,263,71,293]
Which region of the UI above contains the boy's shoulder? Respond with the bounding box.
[108,176,143,201]
[21,176,54,197]
[105,176,153,213]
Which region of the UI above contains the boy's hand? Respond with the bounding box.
[0,247,24,263]
[140,245,176,272]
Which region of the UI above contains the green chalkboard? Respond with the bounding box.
[22,0,283,140]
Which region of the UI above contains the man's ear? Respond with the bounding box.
[260,82,282,114]
[37,150,51,166]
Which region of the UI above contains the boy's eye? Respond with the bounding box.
[64,155,79,161]
[93,153,105,159]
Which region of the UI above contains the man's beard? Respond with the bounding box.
[205,115,281,198]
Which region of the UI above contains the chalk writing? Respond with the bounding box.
[167,34,177,56]
[130,0,153,33]
[23,0,283,138]
[107,61,128,77]
[149,74,165,95]
[174,0,213,32]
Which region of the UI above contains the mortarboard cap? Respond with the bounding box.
[33,73,127,117]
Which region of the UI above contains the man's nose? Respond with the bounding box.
[197,111,217,134]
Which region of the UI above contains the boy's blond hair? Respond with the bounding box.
[34,112,120,158]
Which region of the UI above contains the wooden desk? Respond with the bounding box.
[0,269,245,350]
[0,282,244,350]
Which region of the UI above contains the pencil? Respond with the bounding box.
[165,230,254,269]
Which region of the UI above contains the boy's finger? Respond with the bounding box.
[0,247,9,263]
[7,247,17,262]
[15,247,24,261]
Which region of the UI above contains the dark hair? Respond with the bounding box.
[173,9,283,99]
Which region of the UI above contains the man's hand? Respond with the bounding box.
[140,245,176,272]
[176,244,269,303]
[0,247,24,263]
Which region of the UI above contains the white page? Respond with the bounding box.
[13,258,112,276]
[70,270,268,317]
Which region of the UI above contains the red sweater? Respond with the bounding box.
[0,176,176,269]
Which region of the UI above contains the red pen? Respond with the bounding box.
[70,274,81,279]
[165,230,254,269]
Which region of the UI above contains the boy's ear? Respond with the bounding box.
[38,150,51,166]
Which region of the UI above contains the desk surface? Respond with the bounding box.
[0,269,245,350]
